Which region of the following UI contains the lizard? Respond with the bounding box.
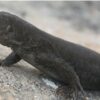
[0,11,99,99]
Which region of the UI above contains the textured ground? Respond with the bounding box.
[0,1,100,100]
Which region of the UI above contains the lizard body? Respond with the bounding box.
[0,11,100,99]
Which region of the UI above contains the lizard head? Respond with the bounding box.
[0,11,14,46]
[0,11,22,47]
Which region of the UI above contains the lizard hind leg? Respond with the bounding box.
[35,51,88,99]
[75,78,89,100]
[54,68,88,100]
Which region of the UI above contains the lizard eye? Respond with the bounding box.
[6,25,13,33]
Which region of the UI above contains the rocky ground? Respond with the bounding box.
[0,1,100,100]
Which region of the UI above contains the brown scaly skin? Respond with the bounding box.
[0,11,99,99]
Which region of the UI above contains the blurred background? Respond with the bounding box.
[1,1,100,52]
[0,1,100,100]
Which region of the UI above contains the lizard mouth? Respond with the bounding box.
[0,36,12,47]
[9,40,22,46]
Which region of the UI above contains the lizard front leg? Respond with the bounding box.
[0,51,21,66]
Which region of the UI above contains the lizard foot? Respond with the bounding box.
[56,85,89,100]
[56,85,78,100]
